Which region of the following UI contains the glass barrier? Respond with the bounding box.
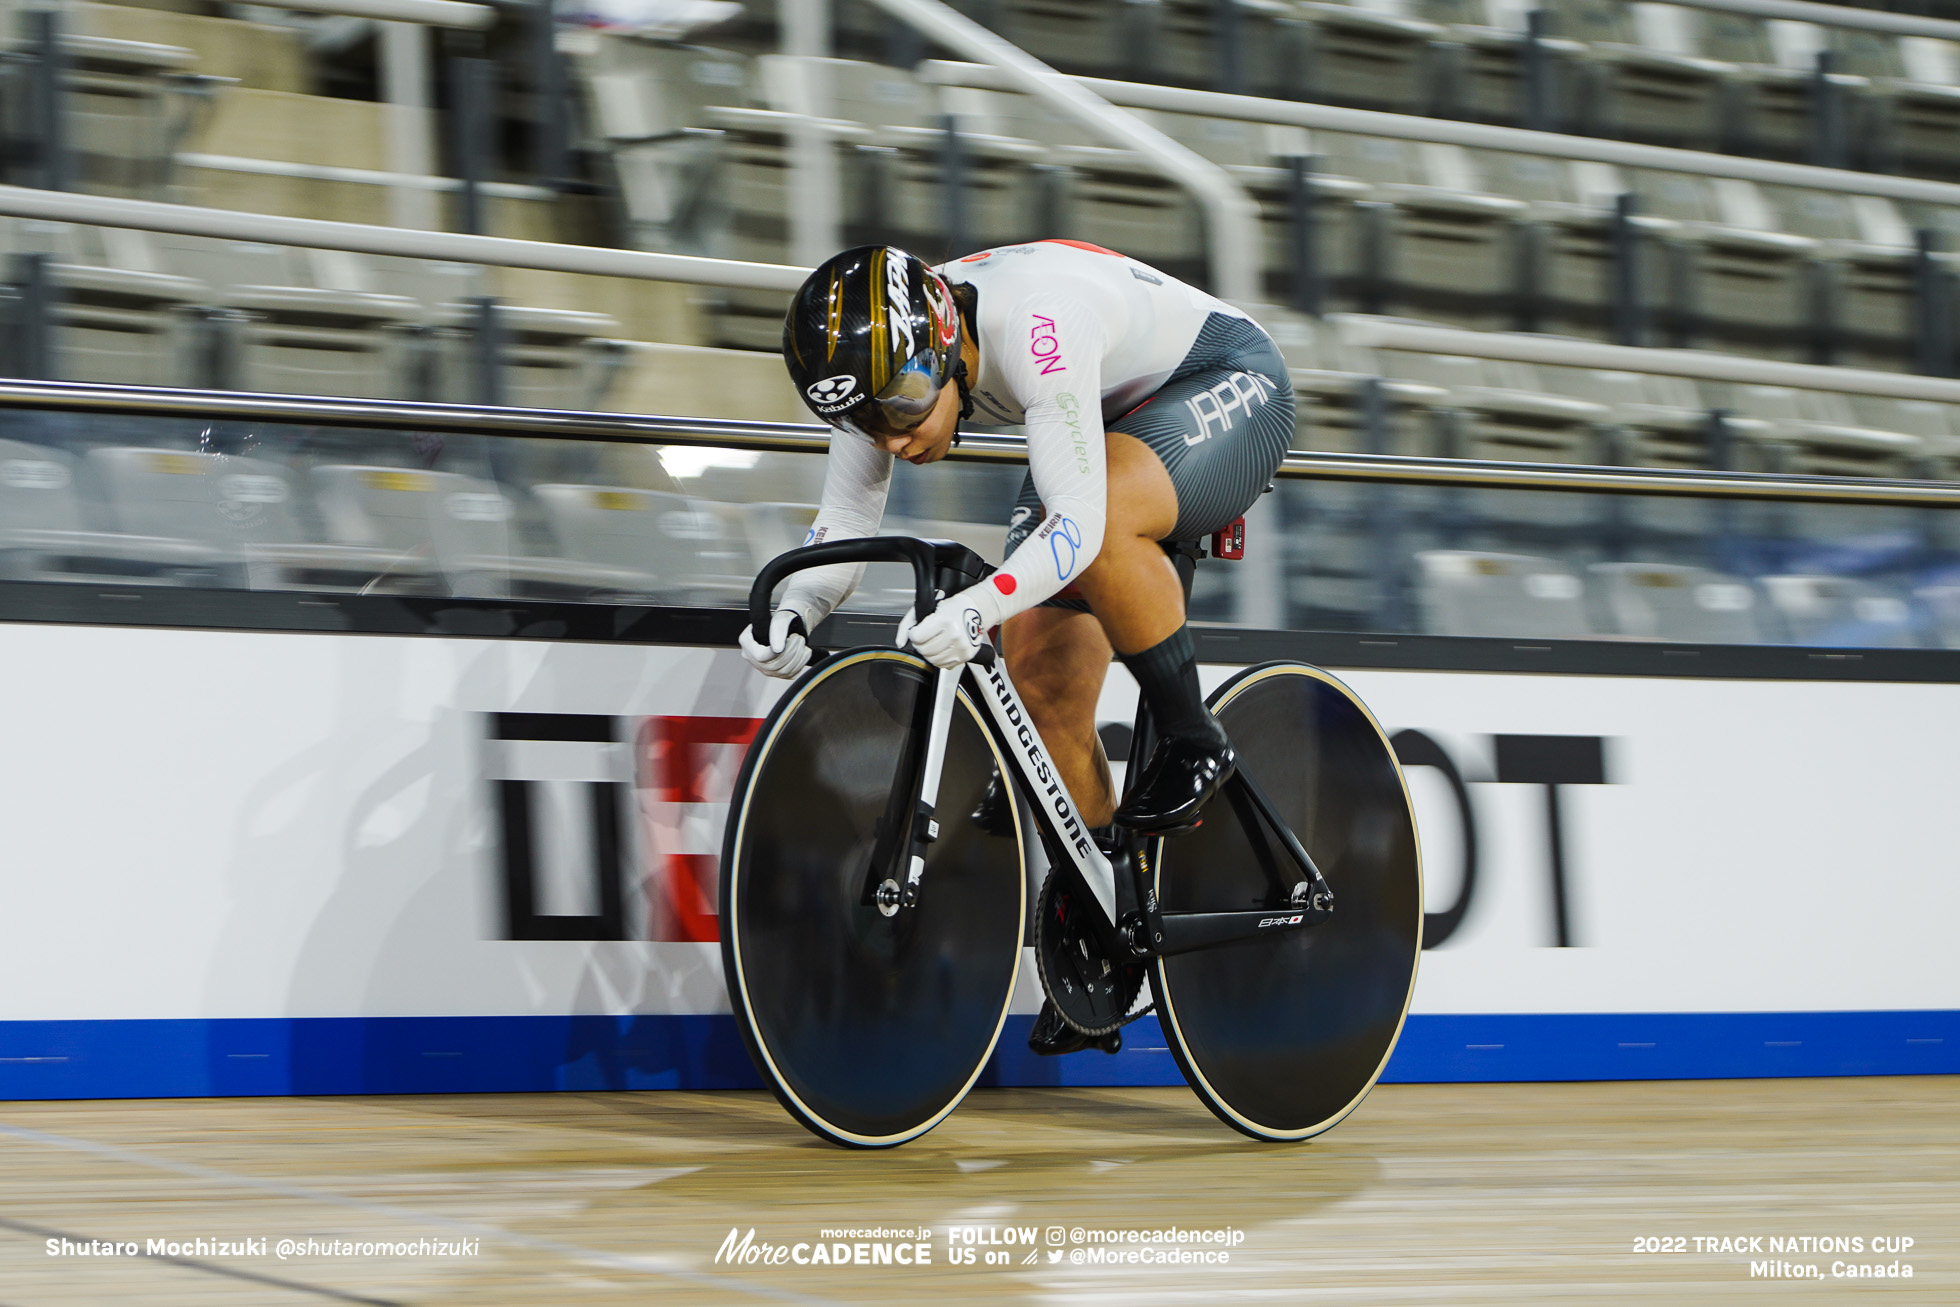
[1266,478,1960,648]
[0,398,1955,650]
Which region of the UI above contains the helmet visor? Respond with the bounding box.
[840,347,948,440]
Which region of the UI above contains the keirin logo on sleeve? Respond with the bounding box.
[1183,372,1277,446]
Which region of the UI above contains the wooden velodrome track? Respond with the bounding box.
[0,1077,1951,1304]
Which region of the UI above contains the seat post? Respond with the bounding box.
[1164,539,1202,605]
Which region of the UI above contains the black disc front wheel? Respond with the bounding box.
[721,649,1027,1148]
[1149,662,1422,1141]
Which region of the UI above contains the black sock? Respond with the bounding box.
[1119,626,1224,746]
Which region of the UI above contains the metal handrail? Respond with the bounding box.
[1664,0,1960,44]
[918,61,1960,210]
[250,0,493,29]
[2,377,1958,506]
[0,185,808,291]
[1332,315,1960,402]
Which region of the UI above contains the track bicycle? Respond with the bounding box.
[721,537,1422,1148]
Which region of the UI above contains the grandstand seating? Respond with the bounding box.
[1415,549,1592,636]
[87,447,435,591]
[0,0,1954,650]
[1759,572,1921,645]
[1921,582,1960,646]
[1588,559,1763,641]
[0,435,224,585]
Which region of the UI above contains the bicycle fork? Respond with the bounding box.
[869,663,965,917]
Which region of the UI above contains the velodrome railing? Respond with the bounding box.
[1,378,1955,646]
[1,375,1956,506]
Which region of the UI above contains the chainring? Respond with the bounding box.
[1034,870,1147,1037]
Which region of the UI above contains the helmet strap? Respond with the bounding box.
[948,280,979,427]
[952,354,975,422]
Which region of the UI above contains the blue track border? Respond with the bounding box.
[0,1011,1952,1101]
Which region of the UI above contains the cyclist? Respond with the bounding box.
[742,241,1295,1051]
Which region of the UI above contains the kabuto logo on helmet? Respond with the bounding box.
[805,374,861,413]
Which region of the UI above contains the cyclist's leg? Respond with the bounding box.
[1098,317,1296,829]
[1002,433,1180,828]
[1001,606,1116,825]
[1066,432,1183,651]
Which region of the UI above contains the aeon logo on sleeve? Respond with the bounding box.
[1029,316,1066,375]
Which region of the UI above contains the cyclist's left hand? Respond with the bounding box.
[900,594,988,669]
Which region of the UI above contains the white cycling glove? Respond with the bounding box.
[739,610,812,680]
[899,590,997,669]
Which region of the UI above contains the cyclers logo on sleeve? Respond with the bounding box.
[1054,392,1091,475]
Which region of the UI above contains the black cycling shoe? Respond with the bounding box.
[1028,999,1123,1056]
[1113,733,1236,834]
[970,767,1016,836]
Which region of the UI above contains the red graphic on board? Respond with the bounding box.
[637,715,760,942]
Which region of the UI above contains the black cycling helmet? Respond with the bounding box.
[783,245,966,437]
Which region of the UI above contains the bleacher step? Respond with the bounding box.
[72,2,306,93]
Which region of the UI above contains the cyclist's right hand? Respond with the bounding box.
[740,610,812,679]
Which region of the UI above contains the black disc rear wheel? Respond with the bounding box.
[1149,662,1422,1141]
[721,649,1026,1148]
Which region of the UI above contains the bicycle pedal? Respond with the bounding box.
[1095,1029,1122,1055]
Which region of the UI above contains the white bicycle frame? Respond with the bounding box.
[753,537,1326,948]
[901,658,1119,924]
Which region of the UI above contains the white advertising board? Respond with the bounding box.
[0,622,1951,1097]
